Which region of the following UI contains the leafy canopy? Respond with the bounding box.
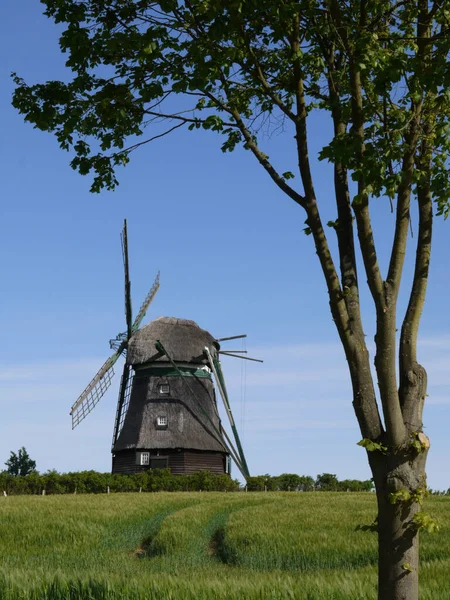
[5,447,37,477]
[12,0,450,218]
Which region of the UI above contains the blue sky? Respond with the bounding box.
[1,1,449,489]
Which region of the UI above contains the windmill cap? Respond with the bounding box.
[127,316,218,366]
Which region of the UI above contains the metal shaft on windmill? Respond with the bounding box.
[215,334,247,342]
[204,346,251,479]
[219,352,263,363]
[216,334,263,362]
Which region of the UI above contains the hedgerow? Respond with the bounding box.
[0,469,239,495]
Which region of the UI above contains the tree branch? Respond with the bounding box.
[126,121,185,151]
[399,140,433,431]
[399,51,436,431]
[291,12,382,440]
[238,25,298,124]
[324,42,361,322]
[142,109,238,129]
[386,107,422,296]
[321,34,383,441]
[229,108,305,207]
[334,1,405,445]
[387,0,430,296]
[328,0,385,310]
[349,64,386,312]
[291,14,353,351]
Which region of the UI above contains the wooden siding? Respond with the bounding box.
[112,449,226,476]
[168,451,185,475]
[112,450,142,475]
[183,451,225,475]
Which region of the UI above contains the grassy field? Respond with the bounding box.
[0,492,449,599]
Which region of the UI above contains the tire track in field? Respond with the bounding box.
[215,498,378,572]
[138,495,276,567]
[208,499,280,566]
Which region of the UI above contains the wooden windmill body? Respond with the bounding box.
[112,317,229,475]
[70,221,257,480]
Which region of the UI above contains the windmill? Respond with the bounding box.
[70,220,260,480]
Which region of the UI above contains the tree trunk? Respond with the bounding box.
[376,487,419,600]
[370,445,429,600]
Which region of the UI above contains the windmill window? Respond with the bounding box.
[156,415,168,429]
[150,457,168,469]
[159,384,170,395]
[139,452,150,466]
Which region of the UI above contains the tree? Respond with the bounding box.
[5,447,37,477]
[297,475,315,492]
[276,473,302,491]
[11,1,449,598]
[338,478,374,492]
[315,473,339,491]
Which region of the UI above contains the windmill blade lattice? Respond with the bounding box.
[112,362,134,446]
[132,271,160,333]
[70,352,121,429]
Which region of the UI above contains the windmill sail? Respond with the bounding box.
[70,351,121,429]
[112,362,134,446]
[204,346,251,479]
[121,220,133,337]
[131,271,160,332]
[70,221,161,435]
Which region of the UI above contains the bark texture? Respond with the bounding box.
[370,433,429,600]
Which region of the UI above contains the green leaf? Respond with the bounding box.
[413,511,440,534]
[389,489,411,505]
[357,439,387,453]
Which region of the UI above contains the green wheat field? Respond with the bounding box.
[0,492,449,599]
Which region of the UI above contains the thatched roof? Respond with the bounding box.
[127,316,218,366]
[113,374,226,453]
